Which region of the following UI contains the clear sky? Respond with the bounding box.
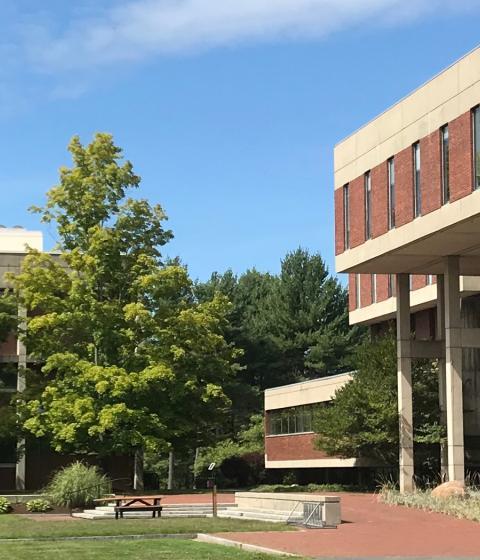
[2,1,480,281]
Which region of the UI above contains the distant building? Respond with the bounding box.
[264,373,378,484]
[0,228,131,491]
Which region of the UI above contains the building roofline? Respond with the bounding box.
[335,43,480,149]
[264,371,355,395]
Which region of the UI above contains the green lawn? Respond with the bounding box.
[0,538,299,559]
[0,515,293,540]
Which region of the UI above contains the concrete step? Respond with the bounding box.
[74,503,237,520]
[216,509,300,523]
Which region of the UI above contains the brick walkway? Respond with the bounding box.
[214,493,480,557]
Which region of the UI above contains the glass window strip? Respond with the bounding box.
[388,158,395,229]
[364,172,371,240]
[343,184,350,249]
[267,405,319,436]
[441,125,449,203]
[473,107,480,191]
[413,142,421,217]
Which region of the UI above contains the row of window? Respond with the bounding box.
[267,404,320,436]
[353,273,435,309]
[343,106,480,249]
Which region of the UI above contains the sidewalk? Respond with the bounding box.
[213,492,480,557]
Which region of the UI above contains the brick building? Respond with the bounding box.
[265,47,480,490]
[264,374,379,484]
[0,228,132,492]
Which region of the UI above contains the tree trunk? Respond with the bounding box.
[167,450,174,490]
[193,447,200,490]
[133,448,144,491]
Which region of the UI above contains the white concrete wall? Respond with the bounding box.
[264,373,352,411]
[0,229,43,253]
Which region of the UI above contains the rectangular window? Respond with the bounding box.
[364,172,372,240]
[267,405,317,436]
[371,274,377,304]
[473,107,480,190]
[441,125,449,203]
[387,274,394,298]
[343,184,350,249]
[387,157,395,229]
[413,142,421,217]
[356,274,361,308]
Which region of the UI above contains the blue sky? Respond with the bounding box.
[2,1,480,281]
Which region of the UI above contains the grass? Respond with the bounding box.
[380,484,480,522]
[0,538,300,559]
[0,515,294,540]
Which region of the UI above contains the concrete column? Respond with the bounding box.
[15,305,27,491]
[444,256,464,483]
[396,273,414,493]
[436,275,448,481]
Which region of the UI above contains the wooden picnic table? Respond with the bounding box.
[94,494,163,519]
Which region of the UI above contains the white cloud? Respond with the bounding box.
[20,0,477,73]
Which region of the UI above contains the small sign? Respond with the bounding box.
[208,462,216,471]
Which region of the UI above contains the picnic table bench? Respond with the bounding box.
[95,494,163,519]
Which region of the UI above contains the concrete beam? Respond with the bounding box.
[410,340,445,359]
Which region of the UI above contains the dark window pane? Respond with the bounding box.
[474,108,480,190]
[388,158,395,228]
[343,184,350,249]
[441,125,450,203]
[413,142,421,217]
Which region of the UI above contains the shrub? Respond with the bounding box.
[46,462,111,509]
[25,498,52,513]
[0,497,11,514]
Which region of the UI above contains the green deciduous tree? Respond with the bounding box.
[313,333,444,467]
[9,133,239,485]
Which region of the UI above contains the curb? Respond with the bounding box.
[0,533,197,543]
[196,533,299,557]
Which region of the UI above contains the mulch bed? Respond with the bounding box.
[10,503,76,515]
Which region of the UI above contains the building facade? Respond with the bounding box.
[0,228,132,491]
[334,47,480,490]
[264,373,378,484]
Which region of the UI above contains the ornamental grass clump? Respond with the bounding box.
[0,497,11,514]
[379,482,480,522]
[46,462,111,509]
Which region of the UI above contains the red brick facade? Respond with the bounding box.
[376,274,389,302]
[420,130,442,215]
[349,176,365,248]
[411,275,427,291]
[265,433,332,461]
[336,107,475,313]
[371,162,388,238]
[395,145,414,226]
[450,111,473,202]
[348,274,356,311]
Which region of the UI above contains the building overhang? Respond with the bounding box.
[336,190,480,275]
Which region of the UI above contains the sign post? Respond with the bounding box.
[208,462,217,518]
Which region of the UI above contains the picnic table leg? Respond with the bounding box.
[115,510,118,520]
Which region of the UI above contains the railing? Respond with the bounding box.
[286,500,325,528]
